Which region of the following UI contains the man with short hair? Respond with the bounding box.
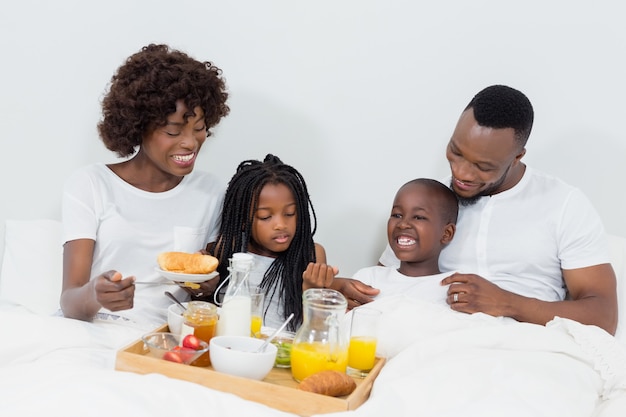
[341,85,618,335]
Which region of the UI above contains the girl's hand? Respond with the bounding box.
[302,262,339,291]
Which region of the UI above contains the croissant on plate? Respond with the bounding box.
[157,252,219,274]
[297,370,357,397]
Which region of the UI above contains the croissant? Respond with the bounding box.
[297,370,357,397]
[157,252,219,274]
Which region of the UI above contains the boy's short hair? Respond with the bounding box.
[404,178,459,224]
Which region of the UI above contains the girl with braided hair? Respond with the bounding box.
[207,154,337,331]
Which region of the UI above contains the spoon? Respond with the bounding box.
[164,291,187,311]
[255,312,295,353]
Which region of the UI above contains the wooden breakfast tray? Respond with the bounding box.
[115,324,385,416]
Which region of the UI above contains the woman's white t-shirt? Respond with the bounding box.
[62,163,225,328]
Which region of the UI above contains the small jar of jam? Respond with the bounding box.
[181,301,218,367]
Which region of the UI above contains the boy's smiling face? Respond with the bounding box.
[387,182,454,275]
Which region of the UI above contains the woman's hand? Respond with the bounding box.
[177,276,220,301]
[93,270,136,312]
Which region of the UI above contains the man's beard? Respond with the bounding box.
[456,192,483,207]
[451,166,510,207]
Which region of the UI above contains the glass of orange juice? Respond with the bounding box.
[347,307,381,377]
[250,286,265,337]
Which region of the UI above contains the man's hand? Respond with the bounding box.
[441,272,513,317]
[441,266,618,336]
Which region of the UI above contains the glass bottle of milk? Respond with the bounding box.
[215,252,254,337]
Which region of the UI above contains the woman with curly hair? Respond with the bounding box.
[60,44,230,328]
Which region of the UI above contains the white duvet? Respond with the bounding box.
[1,297,625,417]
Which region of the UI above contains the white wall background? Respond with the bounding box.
[1,0,625,278]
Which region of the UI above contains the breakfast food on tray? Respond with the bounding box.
[157,252,219,274]
[297,370,357,397]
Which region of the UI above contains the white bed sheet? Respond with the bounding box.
[1,297,625,417]
[2,221,625,416]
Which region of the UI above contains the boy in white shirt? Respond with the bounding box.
[338,85,617,335]
[351,178,458,306]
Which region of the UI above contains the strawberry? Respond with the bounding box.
[178,347,197,363]
[162,351,183,363]
[182,334,202,350]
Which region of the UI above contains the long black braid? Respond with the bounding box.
[211,154,317,331]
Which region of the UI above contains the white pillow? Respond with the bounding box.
[0,219,63,315]
[607,234,626,344]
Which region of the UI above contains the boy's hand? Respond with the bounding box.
[330,278,380,310]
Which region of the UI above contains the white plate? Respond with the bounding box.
[155,267,219,283]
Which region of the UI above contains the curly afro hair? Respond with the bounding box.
[465,85,534,147]
[97,44,230,157]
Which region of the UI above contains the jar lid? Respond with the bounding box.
[186,300,218,314]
